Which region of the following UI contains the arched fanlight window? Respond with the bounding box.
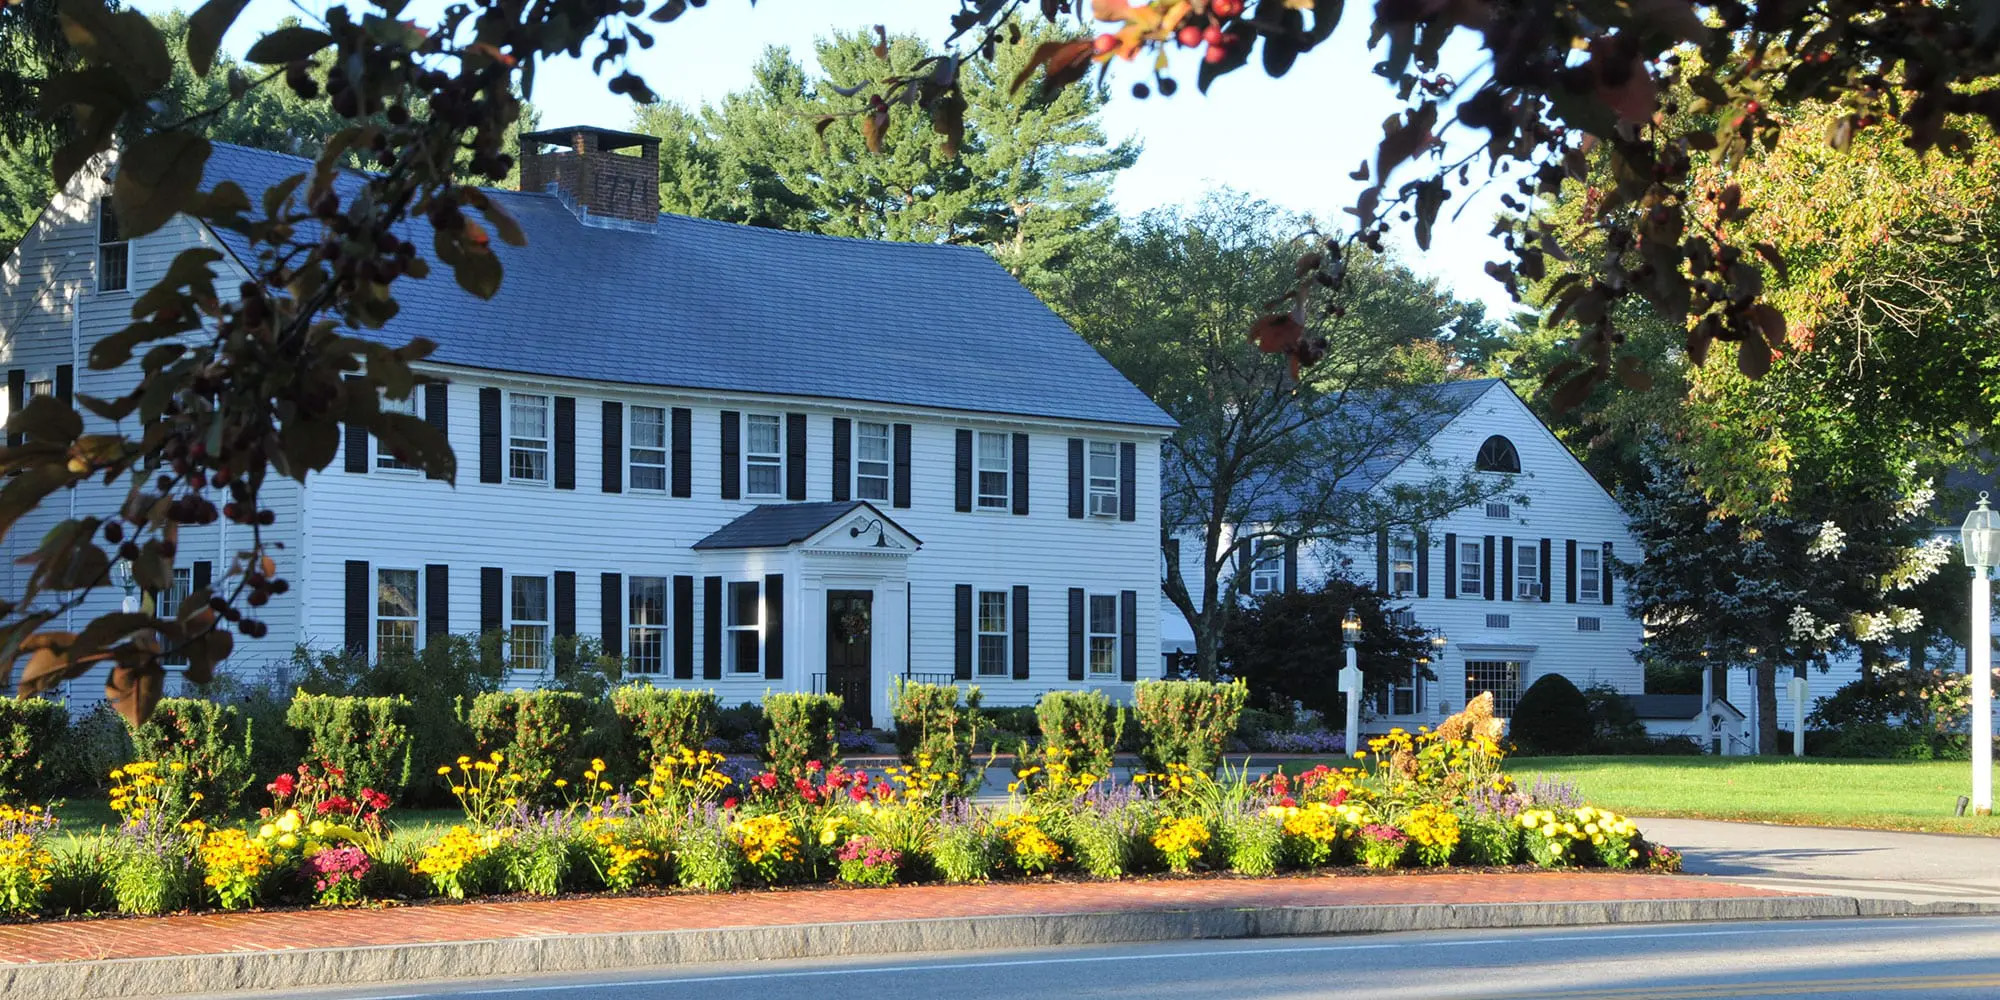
[1475,435,1521,474]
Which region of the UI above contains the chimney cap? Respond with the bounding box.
[520,126,661,153]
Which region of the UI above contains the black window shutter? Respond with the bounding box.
[1283,540,1299,592]
[1483,536,1496,600]
[1602,542,1615,605]
[4,369,21,447]
[1565,539,1578,603]
[1416,530,1430,598]
[424,382,449,481]
[765,573,785,679]
[892,423,912,508]
[343,374,369,474]
[670,407,692,498]
[1067,438,1085,519]
[1011,432,1029,515]
[1541,538,1553,603]
[344,560,370,659]
[1444,532,1457,599]
[1119,590,1138,682]
[673,575,695,679]
[953,430,972,512]
[831,417,851,502]
[1375,528,1390,593]
[953,584,973,680]
[425,564,449,639]
[1067,588,1086,681]
[600,572,621,658]
[553,396,576,490]
[478,387,501,484]
[554,570,576,637]
[191,560,212,599]
[1119,442,1137,523]
[480,566,503,635]
[1501,536,1515,602]
[1012,585,1030,680]
[702,576,722,678]
[601,401,623,494]
[719,410,741,500]
[785,413,806,501]
[55,364,72,404]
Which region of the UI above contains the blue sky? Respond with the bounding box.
[132,0,1521,318]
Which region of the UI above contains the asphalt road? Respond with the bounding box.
[1638,818,2000,905]
[239,917,2000,1000]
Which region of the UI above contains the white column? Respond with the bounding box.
[1973,568,1992,815]
[1340,645,1361,756]
[1789,672,1808,758]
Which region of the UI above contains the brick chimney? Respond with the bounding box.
[517,126,660,227]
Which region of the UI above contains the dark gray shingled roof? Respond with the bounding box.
[692,501,918,550]
[195,143,1175,429]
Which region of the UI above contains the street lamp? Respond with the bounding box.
[1961,493,2000,815]
[112,559,139,614]
[1339,608,1362,757]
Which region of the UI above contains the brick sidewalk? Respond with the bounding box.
[0,872,1785,965]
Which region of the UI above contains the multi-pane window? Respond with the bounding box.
[1086,440,1119,517]
[1376,664,1423,716]
[1465,660,1524,717]
[377,393,419,470]
[629,406,668,491]
[1248,538,1282,595]
[976,590,1008,677]
[160,568,192,666]
[26,379,51,400]
[975,431,1010,509]
[509,576,549,672]
[1458,540,1483,596]
[97,198,129,293]
[1391,537,1416,595]
[744,414,782,497]
[855,421,891,501]
[728,581,761,673]
[1578,547,1602,597]
[1516,542,1541,599]
[628,576,667,674]
[507,393,551,483]
[377,569,419,657]
[1087,594,1119,676]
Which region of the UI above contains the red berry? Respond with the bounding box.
[1203,24,1225,45]
[1177,25,1203,47]
[1745,100,1761,114]
[1204,42,1227,63]
[1092,33,1119,55]
[1213,0,1243,16]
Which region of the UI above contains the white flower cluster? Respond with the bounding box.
[1883,535,1954,591]
[1892,478,1937,524]
[1850,606,1923,643]
[1805,521,1847,560]
[1788,607,1841,643]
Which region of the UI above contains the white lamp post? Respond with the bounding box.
[1339,608,1362,757]
[112,559,139,614]
[1960,493,2000,815]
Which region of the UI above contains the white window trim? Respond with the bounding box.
[1390,536,1417,596]
[853,420,892,503]
[1248,538,1282,596]
[627,575,668,675]
[975,589,1009,678]
[628,405,669,493]
[1377,662,1423,716]
[508,573,551,673]
[376,567,421,659]
[1458,540,1483,595]
[974,430,1011,511]
[727,579,762,674]
[506,392,552,485]
[161,568,193,666]
[1578,547,1602,597]
[96,197,131,296]
[1086,593,1119,677]
[743,413,784,499]
[1085,439,1120,517]
[1516,543,1541,600]
[376,393,421,473]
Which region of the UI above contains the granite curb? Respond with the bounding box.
[7,894,1998,999]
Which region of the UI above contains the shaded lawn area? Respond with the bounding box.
[1506,756,2000,836]
[49,799,469,847]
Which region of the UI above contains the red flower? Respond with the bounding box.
[269,773,296,796]
[849,784,868,803]
[806,760,823,772]
[1279,796,1297,808]
[722,797,739,810]
[1329,787,1349,807]
[756,773,779,791]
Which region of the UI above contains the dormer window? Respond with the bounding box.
[1476,435,1520,474]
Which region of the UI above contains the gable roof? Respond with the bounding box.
[1326,378,1503,495]
[691,501,919,550]
[192,143,1174,430]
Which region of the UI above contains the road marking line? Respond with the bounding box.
[1493,974,2000,1000]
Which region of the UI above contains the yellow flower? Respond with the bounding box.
[554,779,569,788]
[258,823,278,839]
[438,766,452,776]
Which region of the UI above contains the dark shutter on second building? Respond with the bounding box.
[953,584,973,680]
[831,417,851,502]
[54,365,72,405]
[1444,532,1457,599]
[1565,539,1578,603]
[425,564,449,639]
[1416,530,1431,598]
[1483,536,1496,600]
[1119,590,1138,682]
[1067,439,1085,519]
[424,382,449,481]
[553,571,576,638]
[1012,585,1030,680]
[1119,441,1137,523]
[1011,432,1029,515]
[1283,541,1299,592]
[719,411,741,500]
[343,374,369,474]
[953,430,972,512]
[1068,588,1086,681]
[480,567,503,634]
[345,560,370,658]
[478,387,501,484]
[892,423,912,508]
[553,397,576,490]
[764,573,785,679]
[1501,536,1515,602]
[1602,542,1615,604]
[673,575,694,679]
[1540,538,1553,603]
[1375,529,1390,593]
[703,576,722,679]
[192,561,212,593]
[601,401,623,493]
[599,572,621,658]
[785,414,807,501]
[5,369,22,448]
[671,407,692,498]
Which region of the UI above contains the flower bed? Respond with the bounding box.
[0,695,1678,919]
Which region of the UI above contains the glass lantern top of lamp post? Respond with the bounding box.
[1341,607,1361,640]
[1964,492,2000,570]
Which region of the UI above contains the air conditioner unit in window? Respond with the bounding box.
[1089,493,1120,517]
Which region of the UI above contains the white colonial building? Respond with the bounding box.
[1166,378,1645,730]
[0,127,1175,726]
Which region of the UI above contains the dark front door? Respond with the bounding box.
[826,590,873,728]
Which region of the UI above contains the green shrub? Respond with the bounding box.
[1131,679,1248,774]
[1033,690,1125,779]
[673,821,739,892]
[1458,816,1518,866]
[1221,809,1283,877]
[552,634,623,700]
[931,818,995,884]
[1065,805,1136,879]
[716,701,766,751]
[463,690,595,792]
[612,686,720,769]
[127,698,254,815]
[109,848,196,915]
[890,680,984,796]
[51,703,130,795]
[1822,722,1937,760]
[762,692,840,778]
[1509,674,1593,755]
[285,693,414,800]
[294,633,506,802]
[979,706,1039,737]
[0,697,68,801]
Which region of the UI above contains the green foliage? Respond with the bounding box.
[1222,582,1434,724]
[672,821,739,892]
[1220,809,1283,877]
[1458,817,1519,866]
[1509,675,1593,756]
[0,697,67,801]
[295,634,505,800]
[463,690,594,794]
[109,848,195,916]
[1065,805,1136,879]
[715,701,767,751]
[931,819,996,884]
[126,698,253,814]
[1032,690,1124,779]
[50,703,130,795]
[551,634,623,700]
[1131,679,1248,774]
[610,686,719,769]
[284,693,414,801]
[762,693,841,779]
[889,680,983,796]
[504,827,578,897]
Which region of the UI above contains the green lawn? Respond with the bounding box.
[1506,756,2000,836]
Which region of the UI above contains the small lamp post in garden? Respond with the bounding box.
[1340,607,1363,757]
[1959,493,2000,815]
